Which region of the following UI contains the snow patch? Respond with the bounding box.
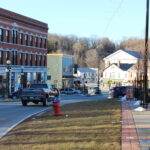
[134,107,146,112]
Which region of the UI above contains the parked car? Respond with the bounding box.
[94,87,101,94]
[74,89,82,94]
[61,88,81,94]
[20,83,54,106]
[108,86,127,98]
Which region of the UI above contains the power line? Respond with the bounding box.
[103,0,124,36]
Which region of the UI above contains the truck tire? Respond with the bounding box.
[22,100,27,106]
[43,98,48,106]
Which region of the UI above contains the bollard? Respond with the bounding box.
[52,97,63,116]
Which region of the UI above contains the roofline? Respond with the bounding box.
[103,49,123,60]
[47,53,74,57]
[47,53,63,56]
[0,8,48,30]
[127,64,136,71]
[103,49,138,60]
[103,64,123,72]
[103,63,132,72]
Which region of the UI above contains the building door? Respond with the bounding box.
[37,73,41,83]
[0,75,4,97]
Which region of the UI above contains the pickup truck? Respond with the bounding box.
[20,83,54,106]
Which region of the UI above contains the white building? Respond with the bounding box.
[75,67,99,86]
[104,49,141,68]
[102,49,142,88]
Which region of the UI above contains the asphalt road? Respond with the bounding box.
[0,93,107,138]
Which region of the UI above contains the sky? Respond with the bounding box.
[0,0,147,42]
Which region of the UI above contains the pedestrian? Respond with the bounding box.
[54,88,60,97]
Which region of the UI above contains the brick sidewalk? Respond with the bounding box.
[122,101,141,150]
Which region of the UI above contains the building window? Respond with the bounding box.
[25,53,28,65]
[38,55,41,65]
[12,51,15,65]
[31,54,33,66]
[20,53,23,65]
[0,51,2,64]
[35,37,38,47]
[47,75,51,80]
[0,28,4,42]
[20,33,24,45]
[15,52,17,65]
[35,55,37,66]
[18,53,21,65]
[6,30,10,43]
[6,51,10,61]
[25,34,29,46]
[12,30,17,44]
[1,51,3,64]
[29,54,31,66]
[44,38,47,49]
[29,35,33,46]
[40,38,43,48]
[24,54,27,65]
[44,55,47,66]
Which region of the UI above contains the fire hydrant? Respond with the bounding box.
[52,96,63,116]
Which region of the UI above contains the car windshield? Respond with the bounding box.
[30,84,48,88]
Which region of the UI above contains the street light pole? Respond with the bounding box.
[6,60,11,98]
[143,0,149,108]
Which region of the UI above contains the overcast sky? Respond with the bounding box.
[0,0,146,42]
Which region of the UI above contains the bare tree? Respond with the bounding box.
[85,49,98,67]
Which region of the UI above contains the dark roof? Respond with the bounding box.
[119,64,134,71]
[124,50,142,59]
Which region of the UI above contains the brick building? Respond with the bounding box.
[0,8,48,95]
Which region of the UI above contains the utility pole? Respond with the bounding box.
[143,0,149,108]
[97,59,100,94]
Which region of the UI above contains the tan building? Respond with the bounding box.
[47,53,74,89]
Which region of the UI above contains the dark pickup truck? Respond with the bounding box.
[20,83,54,106]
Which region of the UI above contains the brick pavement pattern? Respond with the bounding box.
[122,101,141,150]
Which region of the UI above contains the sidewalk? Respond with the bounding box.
[0,97,20,102]
[132,105,150,150]
[122,99,150,150]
